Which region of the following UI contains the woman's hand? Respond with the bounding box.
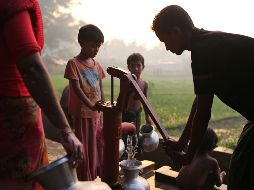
[58,128,83,167]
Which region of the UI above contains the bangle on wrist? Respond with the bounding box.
[57,127,73,136]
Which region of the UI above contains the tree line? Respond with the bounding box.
[38,0,191,75]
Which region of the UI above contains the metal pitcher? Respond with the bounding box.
[139,124,159,152]
[120,159,150,190]
[29,156,111,190]
[119,138,125,158]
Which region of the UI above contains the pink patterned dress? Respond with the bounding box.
[64,57,105,181]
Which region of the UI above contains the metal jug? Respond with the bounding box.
[120,159,150,190]
[139,124,159,152]
[119,138,125,158]
[29,156,111,190]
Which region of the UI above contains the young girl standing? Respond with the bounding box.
[64,24,106,181]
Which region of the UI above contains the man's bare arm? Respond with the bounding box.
[186,94,214,161]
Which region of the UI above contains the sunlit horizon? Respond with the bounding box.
[70,0,254,49]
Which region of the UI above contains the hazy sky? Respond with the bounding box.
[71,0,254,49]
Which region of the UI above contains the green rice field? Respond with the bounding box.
[52,74,242,148]
[52,74,239,130]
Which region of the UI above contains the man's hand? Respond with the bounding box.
[162,138,184,152]
[163,144,191,167]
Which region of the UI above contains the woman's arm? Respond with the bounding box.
[17,52,83,161]
[4,10,83,162]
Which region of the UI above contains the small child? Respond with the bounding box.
[64,24,106,181]
[122,53,152,157]
[176,128,226,190]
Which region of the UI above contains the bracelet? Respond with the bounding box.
[57,127,74,137]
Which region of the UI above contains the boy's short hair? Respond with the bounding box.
[199,128,218,152]
[78,24,104,44]
[151,5,194,34]
[127,53,145,68]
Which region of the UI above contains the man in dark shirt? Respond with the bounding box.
[151,5,254,190]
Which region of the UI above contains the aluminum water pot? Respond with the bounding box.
[119,139,125,158]
[29,156,111,190]
[120,159,150,190]
[140,124,159,152]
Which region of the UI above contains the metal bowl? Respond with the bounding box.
[28,155,78,189]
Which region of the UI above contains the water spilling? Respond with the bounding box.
[125,134,139,161]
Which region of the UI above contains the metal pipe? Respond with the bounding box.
[107,66,169,140]
[101,105,121,189]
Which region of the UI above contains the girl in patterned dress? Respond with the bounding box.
[64,24,106,181]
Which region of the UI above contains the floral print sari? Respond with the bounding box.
[0,97,48,190]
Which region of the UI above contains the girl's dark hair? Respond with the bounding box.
[127,53,145,67]
[151,5,194,33]
[78,24,104,44]
[199,128,218,152]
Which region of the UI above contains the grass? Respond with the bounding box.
[51,74,241,148]
[167,125,243,149]
[53,74,239,127]
[214,126,242,149]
